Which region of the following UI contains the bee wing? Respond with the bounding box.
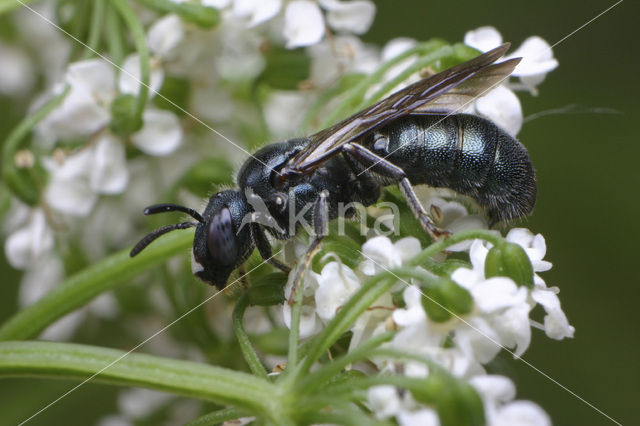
[287,43,520,171]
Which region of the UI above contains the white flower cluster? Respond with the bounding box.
[282,195,573,425]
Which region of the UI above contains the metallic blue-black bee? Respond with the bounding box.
[130,43,536,291]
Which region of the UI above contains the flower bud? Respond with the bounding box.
[485,242,534,288]
[410,372,485,426]
[110,94,143,137]
[436,380,485,426]
[421,277,473,322]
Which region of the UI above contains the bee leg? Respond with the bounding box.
[287,191,329,305]
[342,143,450,240]
[251,224,292,274]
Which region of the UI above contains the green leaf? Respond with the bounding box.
[259,47,311,90]
[0,341,277,414]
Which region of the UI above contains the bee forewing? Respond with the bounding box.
[287,43,518,172]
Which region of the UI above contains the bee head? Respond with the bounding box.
[130,190,254,290]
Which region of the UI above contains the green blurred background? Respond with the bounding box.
[0,0,637,425]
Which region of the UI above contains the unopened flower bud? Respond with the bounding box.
[485,242,534,288]
[110,94,143,137]
[421,277,473,322]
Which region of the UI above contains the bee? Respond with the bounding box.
[130,43,535,293]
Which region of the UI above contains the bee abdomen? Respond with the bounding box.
[368,114,536,224]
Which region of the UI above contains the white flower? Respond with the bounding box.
[234,0,282,27]
[118,54,165,97]
[471,375,551,426]
[314,261,361,321]
[131,109,183,156]
[474,85,523,136]
[450,230,573,355]
[43,133,130,216]
[464,26,558,95]
[90,133,130,194]
[308,35,380,86]
[367,385,402,419]
[148,14,185,58]
[360,236,422,275]
[37,59,115,141]
[44,148,98,216]
[397,408,440,426]
[530,288,574,339]
[319,0,376,35]
[283,1,325,48]
[283,269,322,338]
[4,208,54,269]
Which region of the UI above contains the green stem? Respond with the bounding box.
[0,341,277,415]
[186,407,251,426]
[134,0,220,28]
[291,274,397,380]
[111,0,150,123]
[286,277,305,370]
[294,331,394,394]
[232,294,268,379]
[0,229,194,341]
[83,0,106,59]
[105,3,125,65]
[2,87,70,205]
[409,229,504,267]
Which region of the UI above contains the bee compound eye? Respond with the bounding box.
[207,206,238,266]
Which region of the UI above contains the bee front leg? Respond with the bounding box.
[287,190,329,305]
[342,143,450,241]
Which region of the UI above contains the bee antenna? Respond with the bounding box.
[143,203,204,223]
[130,222,197,257]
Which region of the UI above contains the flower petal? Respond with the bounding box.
[494,400,551,426]
[319,0,376,35]
[148,14,185,58]
[475,85,523,136]
[531,288,574,339]
[89,133,129,194]
[315,262,360,321]
[283,1,325,48]
[249,0,282,26]
[508,36,558,77]
[4,210,54,269]
[131,109,182,156]
[464,26,503,52]
[118,54,164,97]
